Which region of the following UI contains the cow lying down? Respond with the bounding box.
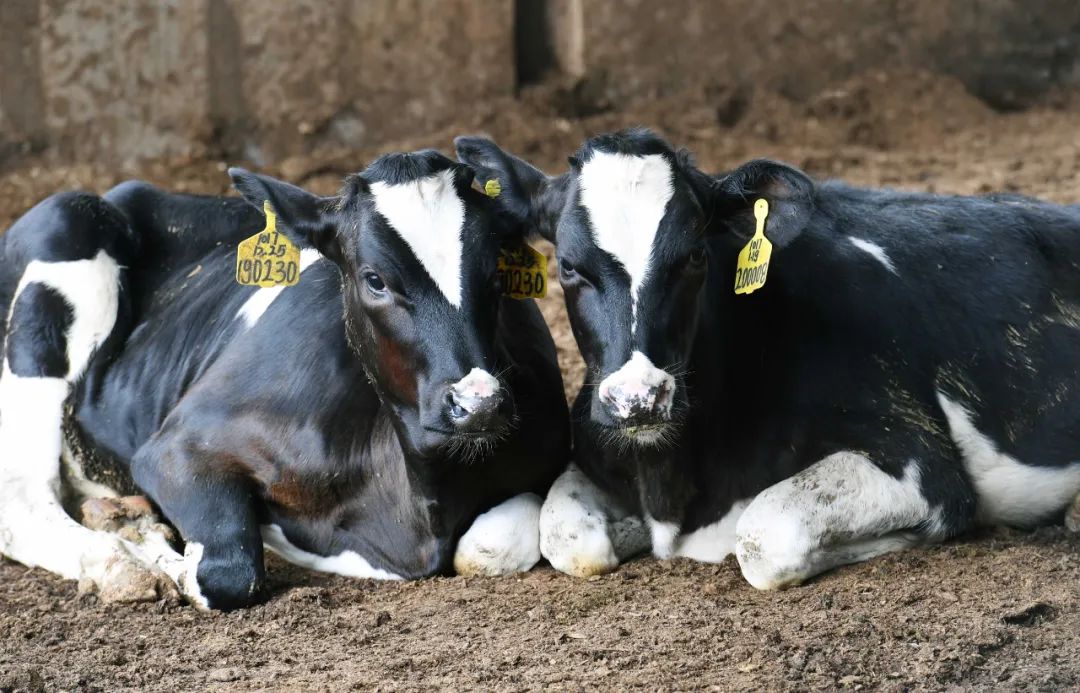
[0,150,569,609]
[458,129,1080,588]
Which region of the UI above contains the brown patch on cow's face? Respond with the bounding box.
[374,330,419,405]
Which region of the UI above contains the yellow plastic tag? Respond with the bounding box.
[235,201,301,287]
[497,242,547,299]
[734,199,773,295]
[484,178,502,198]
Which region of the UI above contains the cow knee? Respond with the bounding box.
[454,492,542,577]
[539,467,621,578]
[734,502,816,590]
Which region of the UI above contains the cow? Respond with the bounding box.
[0,149,569,609]
[456,128,1080,589]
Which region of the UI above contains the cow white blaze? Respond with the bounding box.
[578,152,674,327]
[370,169,466,308]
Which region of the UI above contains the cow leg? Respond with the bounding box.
[735,451,949,590]
[539,464,650,577]
[1067,493,1080,533]
[0,215,180,602]
[130,432,265,611]
[454,492,543,576]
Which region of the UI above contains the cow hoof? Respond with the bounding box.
[81,496,177,545]
[1066,494,1080,533]
[454,493,542,577]
[82,554,181,604]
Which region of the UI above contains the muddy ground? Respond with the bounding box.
[1,70,1079,690]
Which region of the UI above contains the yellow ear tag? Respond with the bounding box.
[484,178,502,198]
[235,201,301,287]
[497,242,547,299]
[734,199,773,295]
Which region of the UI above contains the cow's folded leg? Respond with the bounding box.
[131,436,264,611]
[1066,493,1080,533]
[735,451,959,589]
[454,492,543,576]
[539,464,649,577]
[0,227,179,602]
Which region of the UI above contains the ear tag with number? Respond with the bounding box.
[734,198,773,295]
[484,178,502,198]
[497,242,547,299]
[235,201,301,287]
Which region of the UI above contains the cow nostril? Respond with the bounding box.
[446,392,468,420]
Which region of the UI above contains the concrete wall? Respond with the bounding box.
[0,0,513,166]
[536,0,1080,110]
[2,0,1079,166]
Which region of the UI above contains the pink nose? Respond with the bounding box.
[596,352,675,423]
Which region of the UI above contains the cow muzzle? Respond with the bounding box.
[596,351,675,430]
[445,368,505,435]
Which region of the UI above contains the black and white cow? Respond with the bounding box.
[457,129,1080,588]
[0,149,568,609]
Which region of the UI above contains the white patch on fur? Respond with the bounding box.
[261,524,402,580]
[597,351,675,420]
[646,516,679,559]
[735,452,933,590]
[179,542,209,609]
[578,152,674,325]
[16,250,120,377]
[937,393,1080,526]
[236,248,324,327]
[370,169,465,307]
[454,492,542,576]
[61,439,119,500]
[674,500,752,563]
[0,374,179,599]
[849,237,898,275]
[539,464,649,577]
[0,254,166,597]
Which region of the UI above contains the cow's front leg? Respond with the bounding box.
[454,492,543,576]
[539,464,650,577]
[735,451,965,589]
[1067,493,1080,532]
[131,433,265,611]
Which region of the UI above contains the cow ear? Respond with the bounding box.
[228,168,341,261]
[454,136,568,244]
[713,159,815,249]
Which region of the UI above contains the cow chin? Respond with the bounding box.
[591,420,678,450]
[619,423,676,448]
[441,428,509,465]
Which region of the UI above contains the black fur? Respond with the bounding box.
[458,129,1080,564]
[1,155,569,610]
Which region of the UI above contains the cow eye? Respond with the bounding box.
[559,259,578,281]
[688,246,707,267]
[363,271,387,295]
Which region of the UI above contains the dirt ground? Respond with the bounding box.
[1,69,1079,691]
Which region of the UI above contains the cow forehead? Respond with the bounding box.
[577,151,675,318]
[370,169,466,308]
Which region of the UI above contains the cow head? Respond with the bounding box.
[230,150,518,460]
[456,130,814,448]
